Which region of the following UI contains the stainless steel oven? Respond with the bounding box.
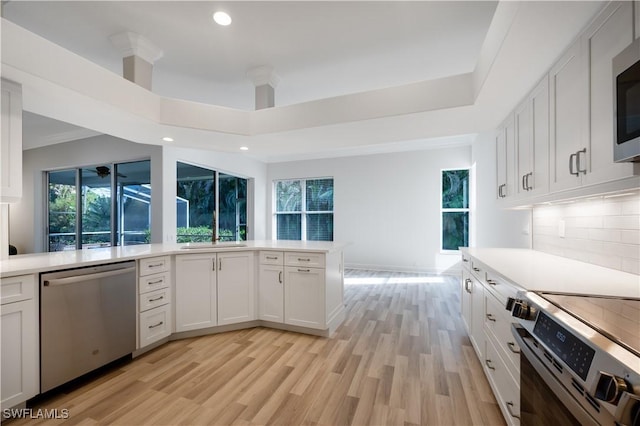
[508,292,640,426]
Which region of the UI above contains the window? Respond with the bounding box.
[47,160,151,251]
[274,178,334,241]
[441,169,469,251]
[176,162,247,243]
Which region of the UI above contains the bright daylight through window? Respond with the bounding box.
[441,169,469,251]
[274,178,334,241]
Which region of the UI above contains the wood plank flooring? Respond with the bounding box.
[9,270,505,426]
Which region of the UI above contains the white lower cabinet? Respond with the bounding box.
[138,256,172,347]
[175,253,217,332]
[1,274,38,409]
[462,252,521,426]
[217,252,256,325]
[259,251,285,323]
[284,266,325,329]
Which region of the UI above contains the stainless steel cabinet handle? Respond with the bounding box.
[522,174,527,191]
[148,296,164,302]
[212,258,216,271]
[462,257,469,263]
[507,342,520,354]
[486,278,497,286]
[485,359,495,370]
[278,271,283,283]
[464,278,472,293]
[472,267,480,272]
[43,266,136,286]
[576,148,587,174]
[148,321,164,329]
[148,279,164,285]
[297,268,311,273]
[297,258,311,262]
[569,153,579,176]
[219,258,222,270]
[486,313,496,322]
[266,256,278,260]
[506,402,520,419]
[527,172,533,190]
[148,263,164,268]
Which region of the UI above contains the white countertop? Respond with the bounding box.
[0,240,348,278]
[462,248,640,299]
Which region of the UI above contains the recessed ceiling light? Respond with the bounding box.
[240,146,249,151]
[213,11,232,26]
[162,137,174,142]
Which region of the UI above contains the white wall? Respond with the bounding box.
[11,135,163,253]
[267,146,473,273]
[471,131,531,249]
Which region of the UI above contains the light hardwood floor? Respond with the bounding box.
[9,270,505,426]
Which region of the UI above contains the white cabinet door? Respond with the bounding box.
[284,266,325,330]
[584,1,635,185]
[549,39,588,192]
[217,251,255,325]
[259,264,284,323]
[461,269,473,335]
[0,79,22,203]
[496,115,516,200]
[1,299,38,409]
[175,254,217,332]
[530,76,550,196]
[470,274,485,359]
[514,98,532,197]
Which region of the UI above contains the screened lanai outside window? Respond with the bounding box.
[275,178,333,241]
[441,169,469,251]
[47,160,151,251]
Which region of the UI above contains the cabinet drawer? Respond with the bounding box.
[485,292,520,381]
[139,304,171,347]
[484,338,521,426]
[284,252,325,268]
[484,270,519,305]
[139,272,170,294]
[139,287,171,312]
[1,274,35,305]
[260,251,284,265]
[139,256,170,276]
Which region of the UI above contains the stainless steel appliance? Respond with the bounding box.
[40,261,136,392]
[614,37,640,162]
[508,292,640,425]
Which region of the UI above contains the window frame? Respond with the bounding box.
[273,177,334,241]
[440,168,470,254]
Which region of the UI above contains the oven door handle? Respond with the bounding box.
[511,324,599,426]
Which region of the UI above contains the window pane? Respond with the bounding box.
[277,214,301,240]
[219,174,248,241]
[81,166,112,248]
[306,213,333,241]
[176,162,215,243]
[442,170,469,209]
[442,212,469,250]
[276,180,302,212]
[48,170,77,251]
[116,160,151,246]
[306,179,334,211]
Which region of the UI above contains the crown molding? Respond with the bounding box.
[109,31,164,64]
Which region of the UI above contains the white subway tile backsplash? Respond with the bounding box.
[533,191,640,275]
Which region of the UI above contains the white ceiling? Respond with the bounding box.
[3,1,606,162]
[3,1,497,110]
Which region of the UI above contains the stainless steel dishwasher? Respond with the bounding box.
[40,261,136,392]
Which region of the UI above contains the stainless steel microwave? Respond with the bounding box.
[613,38,640,162]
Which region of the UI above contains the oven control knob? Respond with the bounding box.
[595,372,629,404]
[505,297,516,311]
[512,301,537,321]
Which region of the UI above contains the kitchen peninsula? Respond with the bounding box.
[0,240,346,410]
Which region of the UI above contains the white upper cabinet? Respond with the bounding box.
[496,114,516,200]
[549,39,589,193]
[514,77,550,198]
[1,79,22,203]
[583,1,635,185]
